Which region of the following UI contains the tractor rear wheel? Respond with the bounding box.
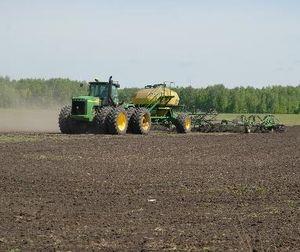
[174,113,192,133]
[131,108,151,134]
[126,107,137,133]
[106,107,128,135]
[93,106,113,134]
[59,105,75,134]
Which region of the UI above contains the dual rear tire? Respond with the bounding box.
[94,107,151,135]
[107,107,128,135]
[94,106,128,135]
[129,108,151,134]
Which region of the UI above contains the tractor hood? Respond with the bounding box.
[72,96,100,104]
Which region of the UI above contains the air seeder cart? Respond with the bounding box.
[58,77,192,135]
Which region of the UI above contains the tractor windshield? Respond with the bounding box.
[89,84,108,99]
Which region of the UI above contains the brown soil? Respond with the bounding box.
[0,128,299,251]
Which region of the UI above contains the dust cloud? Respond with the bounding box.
[0,108,60,132]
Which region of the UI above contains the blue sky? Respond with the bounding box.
[0,0,299,87]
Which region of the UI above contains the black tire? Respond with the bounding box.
[76,121,89,134]
[126,107,137,133]
[174,113,192,133]
[244,126,251,133]
[59,105,89,134]
[58,105,74,134]
[274,124,286,133]
[93,106,113,134]
[106,107,128,135]
[131,108,151,134]
[260,126,269,133]
[253,125,262,133]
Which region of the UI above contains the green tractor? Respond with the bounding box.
[58,76,191,135]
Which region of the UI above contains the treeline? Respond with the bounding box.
[0,76,299,113]
[0,77,86,108]
[174,85,300,114]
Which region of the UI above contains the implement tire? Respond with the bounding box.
[174,113,192,133]
[131,108,151,134]
[93,106,113,134]
[106,107,128,135]
[275,124,286,133]
[245,126,251,133]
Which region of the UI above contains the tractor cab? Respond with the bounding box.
[88,78,120,105]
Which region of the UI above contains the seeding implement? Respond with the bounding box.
[58,76,286,135]
[242,114,286,133]
[190,112,286,133]
[189,109,219,132]
[58,77,192,135]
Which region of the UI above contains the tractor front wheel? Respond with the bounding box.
[59,106,88,134]
[174,113,192,133]
[58,105,74,134]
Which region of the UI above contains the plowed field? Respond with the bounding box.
[0,128,299,251]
